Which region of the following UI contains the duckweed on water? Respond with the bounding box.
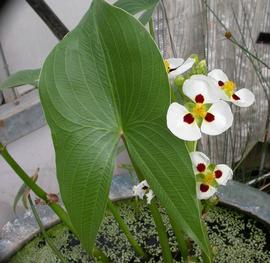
[10,200,270,263]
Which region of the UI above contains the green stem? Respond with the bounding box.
[149,17,155,39]
[169,217,189,262]
[149,201,173,263]
[121,136,173,262]
[229,38,270,70]
[203,0,270,70]
[92,247,110,263]
[0,143,74,231]
[107,199,146,258]
[28,195,67,263]
[0,142,109,262]
[185,141,197,153]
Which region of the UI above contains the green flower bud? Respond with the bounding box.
[174,75,185,88]
[190,54,199,64]
[199,59,207,73]
[212,245,219,256]
[208,195,219,206]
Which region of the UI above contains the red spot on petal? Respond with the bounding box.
[195,94,205,104]
[218,81,224,86]
[232,94,240,100]
[204,113,215,122]
[200,184,209,192]
[183,113,194,124]
[215,170,223,178]
[197,163,206,172]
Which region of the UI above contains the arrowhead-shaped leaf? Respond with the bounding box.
[114,0,159,25]
[0,69,40,91]
[39,0,211,260]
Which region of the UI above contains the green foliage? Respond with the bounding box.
[0,69,40,91]
[39,0,211,260]
[9,201,270,263]
[114,0,159,25]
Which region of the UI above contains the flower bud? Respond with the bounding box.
[208,195,219,206]
[190,54,199,64]
[225,31,232,39]
[47,193,59,204]
[197,60,207,75]
[212,245,219,256]
[174,75,185,88]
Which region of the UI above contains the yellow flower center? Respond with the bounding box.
[164,60,170,73]
[192,104,207,119]
[204,172,215,185]
[223,80,235,97]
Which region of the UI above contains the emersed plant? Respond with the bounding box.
[0,0,255,262]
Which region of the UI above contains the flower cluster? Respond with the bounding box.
[165,57,255,141]
[165,56,254,199]
[133,180,154,204]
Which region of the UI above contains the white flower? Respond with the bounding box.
[190,151,233,200]
[166,76,233,141]
[133,180,154,204]
[164,57,195,81]
[146,190,154,204]
[208,69,255,107]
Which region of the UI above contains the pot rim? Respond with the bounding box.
[1,175,270,262]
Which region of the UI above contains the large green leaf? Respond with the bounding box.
[39,0,211,260]
[114,0,159,25]
[0,69,40,91]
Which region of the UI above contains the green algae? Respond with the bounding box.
[10,200,270,263]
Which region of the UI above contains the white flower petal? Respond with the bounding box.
[232,88,255,107]
[146,190,155,204]
[208,69,229,82]
[168,70,180,81]
[133,180,149,199]
[169,57,195,80]
[207,70,231,101]
[214,164,233,185]
[192,75,227,101]
[167,102,201,141]
[217,90,231,101]
[197,184,217,200]
[139,180,149,188]
[201,101,233,136]
[190,151,210,173]
[167,58,184,70]
[183,77,220,103]
[175,57,195,74]
[133,185,144,199]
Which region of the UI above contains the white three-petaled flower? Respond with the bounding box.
[190,151,233,200]
[164,57,195,81]
[133,180,154,204]
[166,75,233,141]
[208,69,255,107]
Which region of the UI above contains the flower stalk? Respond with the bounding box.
[148,200,173,262]
[107,199,146,258]
[169,217,189,262]
[0,142,109,262]
[122,136,174,262]
[28,195,67,263]
[0,143,74,231]
[149,17,155,40]
[203,0,270,70]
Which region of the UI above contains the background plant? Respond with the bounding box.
[0,0,213,262]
